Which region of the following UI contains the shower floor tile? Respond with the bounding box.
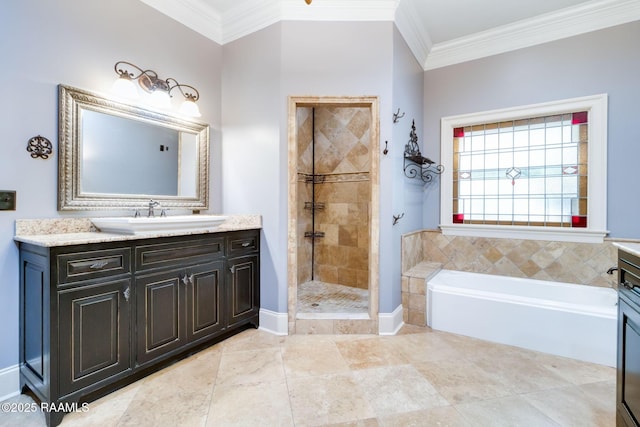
[298,280,368,314]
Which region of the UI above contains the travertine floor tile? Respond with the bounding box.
[216,347,285,387]
[522,384,615,426]
[473,353,571,393]
[455,395,559,426]
[1,326,616,427]
[206,380,294,426]
[378,406,469,427]
[352,365,448,416]
[60,383,140,426]
[414,359,511,404]
[282,340,350,378]
[336,337,408,369]
[288,373,375,426]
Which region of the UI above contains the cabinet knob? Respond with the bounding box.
[182,274,190,285]
[229,265,236,274]
[123,287,130,302]
[189,274,195,284]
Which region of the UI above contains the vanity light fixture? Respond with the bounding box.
[112,61,201,117]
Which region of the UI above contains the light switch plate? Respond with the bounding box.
[0,191,16,210]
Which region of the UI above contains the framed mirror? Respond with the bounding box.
[58,84,209,210]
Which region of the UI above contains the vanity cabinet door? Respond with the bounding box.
[227,254,260,328]
[135,269,186,366]
[58,278,132,396]
[186,261,225,343]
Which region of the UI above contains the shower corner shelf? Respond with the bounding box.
[403,119,444,183]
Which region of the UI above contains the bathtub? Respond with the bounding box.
[426,269,618,366]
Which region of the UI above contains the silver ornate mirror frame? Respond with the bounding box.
[58,84,210,210]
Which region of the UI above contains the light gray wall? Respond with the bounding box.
[389,27,425,310]
[423,21,640,238]
[221,24,284,311]
[0,0,222,371]
[222,21,405,313]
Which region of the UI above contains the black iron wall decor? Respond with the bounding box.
[393,108,405,123]
[403,120,443,183]
[26,135,53,159]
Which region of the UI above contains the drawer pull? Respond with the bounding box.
[182,274,190,285]
[189,274,195,284]
[123,287,130,302]
[623,280,636,290]
[90,260,109,269]
[241,242,251,247]
[230,265,236,274]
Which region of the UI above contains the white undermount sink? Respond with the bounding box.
[91,215,229,235]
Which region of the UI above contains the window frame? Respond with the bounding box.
[440,94,608,243]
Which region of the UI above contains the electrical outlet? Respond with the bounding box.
[0,191,16,210]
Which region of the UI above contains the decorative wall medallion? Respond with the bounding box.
[26,135,53,159]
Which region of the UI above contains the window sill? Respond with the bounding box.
[439,224,608,243]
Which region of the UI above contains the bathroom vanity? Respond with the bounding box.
[15,217,260,427]
[616,244,640,427]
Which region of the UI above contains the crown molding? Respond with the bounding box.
[139,0,640,69]
[394,0,432,67]
[424,0,640,70]
[223,0,399,44]
[139,0,223,43]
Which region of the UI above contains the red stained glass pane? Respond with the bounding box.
[453,213,464,224]
[572,111,588,124]
[571,215,587,228]
[454,127,465,138]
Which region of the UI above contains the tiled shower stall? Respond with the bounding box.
[296,106,371,315]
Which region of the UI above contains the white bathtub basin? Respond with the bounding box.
[91,215,228,235]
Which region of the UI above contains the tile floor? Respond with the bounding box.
[0,325,616,427]
[298,281,368,314]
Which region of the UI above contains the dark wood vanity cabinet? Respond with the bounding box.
[617,249,640,427]
[18,229,260,427]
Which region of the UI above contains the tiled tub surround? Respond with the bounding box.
[401,229,629,326]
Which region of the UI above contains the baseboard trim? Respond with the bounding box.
[258,309,288,336]
[0,364,20,402]
[378,305,404,335]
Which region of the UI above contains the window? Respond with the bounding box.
[440,95,608,243]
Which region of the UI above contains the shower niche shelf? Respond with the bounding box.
[304,231,325,239]
[404,119,443,183]
[304,202,325,211]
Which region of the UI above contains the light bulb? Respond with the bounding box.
[111,75,138,100]
[179,98,201,117]
[149,89,171,109]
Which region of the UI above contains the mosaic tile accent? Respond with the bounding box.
[298,280,368,314]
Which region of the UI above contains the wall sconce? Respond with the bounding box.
[112,61,201,118]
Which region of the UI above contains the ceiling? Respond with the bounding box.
[140,0,640,69]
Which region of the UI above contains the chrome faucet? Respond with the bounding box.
[148,199,160,217]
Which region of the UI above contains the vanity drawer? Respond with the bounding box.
[135,237,224,271]
[227,231,259,257]
[620,251,640,296]
[57,248,131,284]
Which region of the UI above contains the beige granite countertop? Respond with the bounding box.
[14,214,261,247]
[614,242,640,258]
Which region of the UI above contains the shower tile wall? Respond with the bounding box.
[298,107,371,290]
